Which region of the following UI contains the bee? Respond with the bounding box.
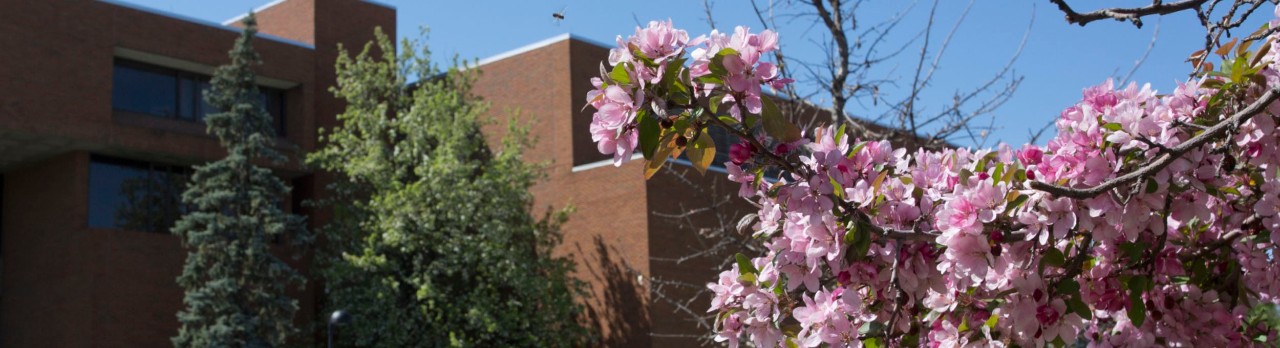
[552,6,566,24]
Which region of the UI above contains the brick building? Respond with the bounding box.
[0,0,392,346]
[0,0,906,346]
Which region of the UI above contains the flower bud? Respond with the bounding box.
[659,117,674,129]
[729,142,755,165]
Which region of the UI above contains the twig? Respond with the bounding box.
[885,240,906,341]
[1119,19,1161,85]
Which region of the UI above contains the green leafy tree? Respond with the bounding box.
[171,13,309,347]
[308,29,591,347]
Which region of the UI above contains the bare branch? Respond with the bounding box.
[810,0,853,127]
[1048,0,1209,28]
[702,0,717,29]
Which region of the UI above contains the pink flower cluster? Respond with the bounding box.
[590,19,1280,347]
[689,27,793,119]
[586,21,791,166]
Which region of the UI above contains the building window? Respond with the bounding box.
[111,59,287,136]
[88,155,192,233]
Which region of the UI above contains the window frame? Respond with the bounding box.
[111,58,289,136]
[88,155,193,234]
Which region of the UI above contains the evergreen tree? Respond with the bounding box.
[308,29,591,347]
[171,13,309,347]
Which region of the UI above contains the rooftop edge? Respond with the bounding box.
[97,0,315,49]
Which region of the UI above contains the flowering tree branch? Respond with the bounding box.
[1030,87,1280,199]
[586,13,1280,347]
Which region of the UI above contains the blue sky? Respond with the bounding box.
[116,0,1273,147]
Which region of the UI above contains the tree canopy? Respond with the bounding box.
[308,29,591,347]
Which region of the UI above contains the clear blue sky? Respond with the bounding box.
[117,0,1273,148]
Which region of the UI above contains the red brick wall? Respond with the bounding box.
[471,37,654,347]
[250,0,317,45]
[0,0,392,345]
[1,153,93,347]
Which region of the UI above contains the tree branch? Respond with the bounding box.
[1048,0,1209,28]
[1030,87,1280,199]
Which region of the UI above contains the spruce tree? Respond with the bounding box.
[171,13,309,348]
[308,30,591,347]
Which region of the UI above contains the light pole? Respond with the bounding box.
[327,310,350,348]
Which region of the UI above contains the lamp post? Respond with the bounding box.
[327,310,350,348]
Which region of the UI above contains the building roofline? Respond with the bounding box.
[360,0,396,11]
[221,0,396,26]
[570,153,643,173]
[97,0,315,49]
[473,33,612,68]
[220,0,286,25]
[469,33,931,147]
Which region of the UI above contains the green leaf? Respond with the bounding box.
[1067,296,1093,320]
[858,321,885,336]
[1102,123,1123,132]
[834,123,848,145]
[1247,303,1280,332]
[709,54,730,76]
[609,63,631,85]
[870,170,889,197]
[845,222,873,261]
[1128,289,1146,327]
[687,129,716,175]
[1042,248,1066,268]
[1145,179,1159,194]
[717,115,739,126]
[697,75,724,85]
[1008,194,1029,210]
[738,272,757,283]
[992,162,1004,185]
[1056,279,1081,295]
[863,337,882,348]
[958,169,974,183]
[1118,242,1147,262]
[1128,275,1150,292]
[715,47,740,58]
[735,253,759,275]
[645,132,676,179]
[709,93,725,115]
[761,98,802,142]
[638,114,660,159]
[984,313,999,328]
[844,222,860,245]
[848,142,867,159]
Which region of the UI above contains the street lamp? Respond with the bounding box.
[327,310,351,348]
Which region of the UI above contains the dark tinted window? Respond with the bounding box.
[263,89,286,135]
[112,62,178,117]
[112,59,287,136]
[89,156,191,233]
